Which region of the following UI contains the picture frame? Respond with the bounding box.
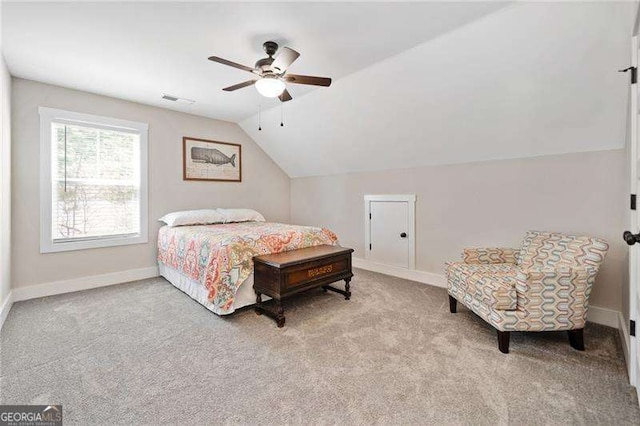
[182,137,242,182]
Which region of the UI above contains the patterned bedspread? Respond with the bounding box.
[157,222,338,313]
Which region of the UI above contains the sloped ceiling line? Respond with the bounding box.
[240,2,637,178]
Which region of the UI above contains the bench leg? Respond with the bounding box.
[322,278,352,300]
[497,330,510,354]
[275,299,285,328]
[255,293,285,327]
[255,292,262,315]
[568,329,584,351]
[449,295,457,313]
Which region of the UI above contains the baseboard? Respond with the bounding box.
[353,257,620,329]
[353,258,445,288]
[618,311,631,380]
[5,259,627,332]
[587,305,620,329]
[12,266,159,302]
[0,290,14,332]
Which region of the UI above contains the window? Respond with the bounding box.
[39,107,148,253]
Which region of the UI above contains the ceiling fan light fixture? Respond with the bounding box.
[255,77,286,98]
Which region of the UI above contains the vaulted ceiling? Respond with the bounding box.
[239,2,637,177]
[3,1,637,178]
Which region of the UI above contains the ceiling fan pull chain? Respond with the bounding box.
[258,104,262,131]
[280,104,284,127]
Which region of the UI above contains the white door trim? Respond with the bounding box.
[629,33,639,390]
[364,194,416,270]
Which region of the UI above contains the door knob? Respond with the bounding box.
[624,231,640,246]
[400,232,407,238]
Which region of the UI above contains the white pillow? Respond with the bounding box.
[159,209,225,227]
[217,208,265,223]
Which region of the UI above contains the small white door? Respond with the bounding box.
[365,194,416,269]
[369,201,409,268]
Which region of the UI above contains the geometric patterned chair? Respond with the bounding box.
[446,231,609,353]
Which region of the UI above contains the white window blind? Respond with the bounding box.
[40,107,148,253]
[52,122,140,241]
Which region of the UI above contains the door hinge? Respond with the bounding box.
[632,194,637,210]
[369,213,372,220]
[369,243,372,250]
[631,320,636,337]
[619,66,638,84]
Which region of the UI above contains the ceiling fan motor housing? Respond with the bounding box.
[255,57,275,73]
[255,41,279,73]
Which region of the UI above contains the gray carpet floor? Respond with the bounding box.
[1,268,638,425]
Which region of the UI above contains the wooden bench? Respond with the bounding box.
[253,245,354,327]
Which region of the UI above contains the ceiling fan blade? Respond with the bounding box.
[279,89,293,102]
[271,47,300,74]
[208,56,255,73]
[223,80,257,91]
[284,74,332,87]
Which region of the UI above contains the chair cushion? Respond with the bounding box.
[518,231,609,270]
[446,262,519,311]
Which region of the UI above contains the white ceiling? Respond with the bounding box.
[2,1,507,123]
[240,2,638,177]
[3,2,636,178]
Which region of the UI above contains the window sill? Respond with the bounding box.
[40,234,148,254]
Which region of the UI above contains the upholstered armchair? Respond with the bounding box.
[446,231,609,353]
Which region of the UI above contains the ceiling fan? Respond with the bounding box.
[208,41,332,102]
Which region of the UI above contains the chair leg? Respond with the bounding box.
[568,329,585,351]
[497,330,510,354]
[448,295,457,313]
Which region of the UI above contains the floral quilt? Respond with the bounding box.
[158,222,338,313]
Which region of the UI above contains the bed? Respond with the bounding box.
[157,221,339,315]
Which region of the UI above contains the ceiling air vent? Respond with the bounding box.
[161,94,195,104]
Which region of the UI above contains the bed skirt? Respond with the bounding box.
[158,262,268,315]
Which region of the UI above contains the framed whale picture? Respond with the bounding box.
[182,137,242,182]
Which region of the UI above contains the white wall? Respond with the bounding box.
[290,149,627,312]
[0,2,11,306]
[11,78,290,290]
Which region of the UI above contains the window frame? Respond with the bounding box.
[39,107,149,253]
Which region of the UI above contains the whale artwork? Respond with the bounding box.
[183,137,241,182]
[191,147,236,167]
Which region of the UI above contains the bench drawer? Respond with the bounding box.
[285,256,350,290]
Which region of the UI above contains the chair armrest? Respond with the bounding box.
[515,266,598,311]
[463,247,519,264]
